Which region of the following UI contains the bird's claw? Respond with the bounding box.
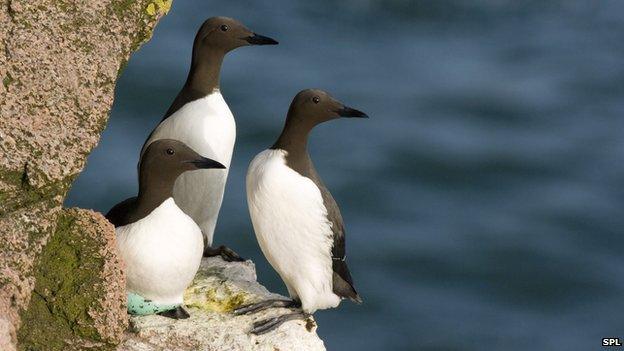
[249,312,308,335]
[233,299,298,316]
[203,245,245,262]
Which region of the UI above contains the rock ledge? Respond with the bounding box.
[121,257,326,351]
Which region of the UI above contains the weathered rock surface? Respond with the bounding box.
[121,258,326,351]
[0,0,171,350]
[18,209,126,350]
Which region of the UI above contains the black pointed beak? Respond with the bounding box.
[244,33,278,45]
[335,105,369,118]
[187,157,226,170]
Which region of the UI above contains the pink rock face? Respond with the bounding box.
[0,0,170,349]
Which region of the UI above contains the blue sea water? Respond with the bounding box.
[66,1,624,350]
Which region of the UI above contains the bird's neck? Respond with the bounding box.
[136,172,177,217]
[185,49,225,95]
[272,117,314,157]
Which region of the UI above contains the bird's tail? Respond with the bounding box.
[350,293,363,304]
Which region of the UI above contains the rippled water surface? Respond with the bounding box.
[66,1,624,350]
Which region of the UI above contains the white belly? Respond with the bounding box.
[143,91,236,244]
[115,198,204,305]
[246,149,340,313]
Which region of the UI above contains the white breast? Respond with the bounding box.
[115,198,204,305]
[246,149,340,313]
[143,91,236,243]
[145,91,236,164]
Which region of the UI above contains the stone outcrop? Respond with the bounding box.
[122,258,326,351]
[0,1,327,350]
[0,0,171,349]
[17,209,126,350]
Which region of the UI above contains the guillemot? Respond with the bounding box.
[106,139,226,319]
[141,17,278,261]
[237,89,367,334]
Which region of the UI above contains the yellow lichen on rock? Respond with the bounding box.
[146,0,172,16]
[184,285,248,313]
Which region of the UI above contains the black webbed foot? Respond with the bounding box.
[203,245,245,262]
[158,306,190,319]
[233,299,300,315]
[250,312,310,335]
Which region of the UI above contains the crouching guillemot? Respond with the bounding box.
[106,139,225,319]
[140,17,278,262]
[236,89,367,334]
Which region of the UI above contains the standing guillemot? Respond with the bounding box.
[237,89,367,334]
[141,17,278,261]
[106,139,226,319]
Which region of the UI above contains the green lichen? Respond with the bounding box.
[56,0,76,14]
[17,211,113,351]
[110,0,135,19]
[116,57,129,80]
[107,0,164,57]
[0,169,71,217]
[0,168,23,188]
[3,73,14,88]
[77,40,95,54]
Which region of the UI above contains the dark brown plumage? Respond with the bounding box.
[106,139,225,227]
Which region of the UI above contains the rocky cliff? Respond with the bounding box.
[1,1,174,349]
[1,1,325,350]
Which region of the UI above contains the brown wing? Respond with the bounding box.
[317,183,362,303]
[105,197,137,228]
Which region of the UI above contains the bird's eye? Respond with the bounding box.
[220,24,229,32]
[312,96,320,104]
[166,148,175,155]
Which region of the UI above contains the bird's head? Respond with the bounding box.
[193,16,278,56]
